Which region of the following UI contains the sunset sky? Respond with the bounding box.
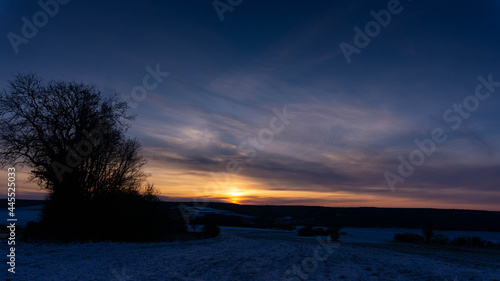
[1,0,500,211]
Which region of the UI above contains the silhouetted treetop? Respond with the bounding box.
[0,73,146,199]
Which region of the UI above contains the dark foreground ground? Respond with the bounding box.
[2,226,499,280]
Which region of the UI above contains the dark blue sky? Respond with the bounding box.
[1,0,500,210]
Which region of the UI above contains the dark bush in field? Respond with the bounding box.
[298,225,314,236]
[487,241,500,249]
[393,232,499,249]
[298,225,344,239]
[422,229,434,243]
[450,236,487,248]
[328,226,343,241]
[394,233,425,243]
[21,221,41,240]
[22,192,187,242]
[484,241,496,249]
[202,223,220,238]
[450,236,467,246]
[431,234,450,245]
[469,236,486,248]
[313,227,328,236]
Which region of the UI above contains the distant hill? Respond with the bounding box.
[0,199,44,208]
[2,199,499,231]
[166,202,500,232]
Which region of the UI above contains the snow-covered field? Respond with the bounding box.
[0,204,43,227]
[2,226,499,281]
[329,227,500,244]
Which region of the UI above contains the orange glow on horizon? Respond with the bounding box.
[2,163,500,212]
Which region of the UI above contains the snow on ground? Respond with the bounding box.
[181,207,255,219]
[2,226,500,281]
[338,227,500,244]
[0,205,43,226]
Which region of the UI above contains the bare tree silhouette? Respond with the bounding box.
[0,73,170,241]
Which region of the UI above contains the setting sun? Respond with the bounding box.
[226,190,245,204]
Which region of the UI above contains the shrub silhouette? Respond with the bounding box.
[422,229,434,244]
[297,225,344,239]
[313,227,328,236]
[393,233,498,249]
[328,226,343,241]
[431,234,449,245]
[298,225,314,236]
[202,224,220,238]
[450,236,486,248]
